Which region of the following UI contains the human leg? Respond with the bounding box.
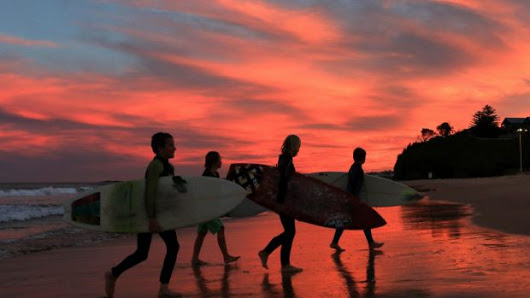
[191,230,208,266]
[106,233,152,297]
[158,230,181,297]
[217,227,240,264]
[330,228,345,251]
[364,229,384,249]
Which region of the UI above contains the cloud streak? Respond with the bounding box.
[0,33,59,48]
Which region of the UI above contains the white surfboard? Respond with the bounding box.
[308,172,423,207]
[225,197,266,217]
[63,176,247,233]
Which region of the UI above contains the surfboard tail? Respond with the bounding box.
[226,163,266,194]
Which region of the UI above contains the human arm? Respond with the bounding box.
[145,160,164,232]
[348,165,363,197]
[277,155,293,203]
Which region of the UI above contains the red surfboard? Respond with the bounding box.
[226,164,386,230]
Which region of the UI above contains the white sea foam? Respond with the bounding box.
[0,186,91,197]
[0,205,64,223]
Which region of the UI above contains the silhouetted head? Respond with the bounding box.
[353,147,366,164]
[151,132,175,159]
[281,135,301,157]
[204,151,222,170]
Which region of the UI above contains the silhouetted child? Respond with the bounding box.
[191,151,240,266]
[259,135,303,273]
[105,132,181,298]
[330,147,384,251]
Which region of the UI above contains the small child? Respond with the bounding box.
[330,147,384,251]
[258,135,303,273]
[105,132,181,298]
[191,151,240,266]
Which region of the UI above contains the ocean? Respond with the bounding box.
[0,182,129,260]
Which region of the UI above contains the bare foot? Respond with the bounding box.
[104,271,116,298]
[224,255,241,264]
[191,259,208,266]
[281,265,303,273]
[258,250,269,269]
[330,243,345,252]
[369,242,384,249]
[159,284,182,297]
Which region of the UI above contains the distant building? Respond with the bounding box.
[501,117,530,132]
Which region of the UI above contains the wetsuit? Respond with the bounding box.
[111,156,180,284]
[332,162,374,244]
[263,153,296,266]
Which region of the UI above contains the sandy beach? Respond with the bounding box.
[1,175,530,297]
[405,174,530,236]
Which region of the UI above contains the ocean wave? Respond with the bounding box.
[0,186,92,197]
[0,205,64,223]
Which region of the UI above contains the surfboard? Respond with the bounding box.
[226,164,386,230]
[224,198,266,218]
[63,176,247,233]
[308,172,423,207]
[226,171,423,217]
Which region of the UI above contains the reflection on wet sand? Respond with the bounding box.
[331,250,360,297]
[194,199,527,297]
[331,249,381,298]
[401,200,473,238]
[261,270,301,298]
[5,198,526,297]
[192,263,236,298]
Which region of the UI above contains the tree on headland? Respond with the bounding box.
[436,122,454,137]
[394,103,527,180]
[472,104,498,127]
[419,128,436,142]
[470,105,501,137]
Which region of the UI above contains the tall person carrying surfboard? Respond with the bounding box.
[105,132,182,298]
[258,135,303,273]
[330,147,384,252]
[191,151,240,266]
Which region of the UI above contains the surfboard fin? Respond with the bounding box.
[172,176,188,193]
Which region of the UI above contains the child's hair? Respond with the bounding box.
[204,151,221,168]
[151,132,173,154]
[281,135,301,155]
[353,147,366,162]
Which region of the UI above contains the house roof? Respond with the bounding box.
[502,118,529,125]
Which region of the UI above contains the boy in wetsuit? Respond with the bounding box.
[191,151,240,266]
[105,132,181,298]
[330,147,384,251]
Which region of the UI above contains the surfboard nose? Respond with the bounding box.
[403,190,425,201]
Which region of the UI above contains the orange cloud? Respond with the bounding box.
[2,1,530,181]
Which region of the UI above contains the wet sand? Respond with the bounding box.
[1,195,529,297]
[405,174,530,236]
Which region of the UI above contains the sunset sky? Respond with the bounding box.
[2,0,530,182]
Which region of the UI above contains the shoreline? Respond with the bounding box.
[404,174,530,236]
